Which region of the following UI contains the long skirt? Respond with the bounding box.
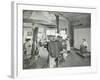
[49,56,56,68]
[80,46,87,54]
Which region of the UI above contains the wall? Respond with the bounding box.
[74,28,91,51]
[23,28,33,43]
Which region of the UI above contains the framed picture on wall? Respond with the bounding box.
[11,1,97,78]
[27,32,32,36]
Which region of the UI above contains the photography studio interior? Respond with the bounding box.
[23,10,91,69]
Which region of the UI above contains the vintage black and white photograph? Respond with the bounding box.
[23,10,91,69]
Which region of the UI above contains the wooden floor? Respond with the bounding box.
[59,50,91,68]
[23,47,91,69]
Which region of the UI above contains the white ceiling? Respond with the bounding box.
[23,10,91,28]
